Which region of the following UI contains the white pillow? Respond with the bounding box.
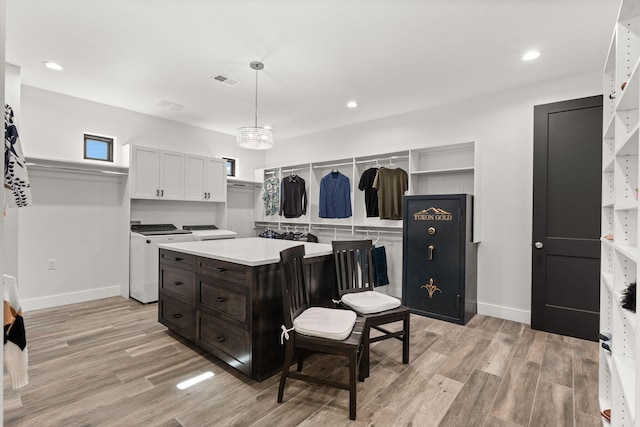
[342,291,401,314]
[293,307,357,340]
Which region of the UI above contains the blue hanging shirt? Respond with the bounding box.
[319,171,352,218]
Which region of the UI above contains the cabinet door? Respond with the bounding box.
[160,151,185,199]
[131,146,160,198]
[205,158,226,202]
[184,155,206,201]
[403,196,463,323]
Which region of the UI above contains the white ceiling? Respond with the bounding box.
[6,0,620,141]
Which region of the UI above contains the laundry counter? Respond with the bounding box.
[157,237,336,381]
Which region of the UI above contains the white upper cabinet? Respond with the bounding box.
[131,146,184,200]
[130,146,225,202]
[184,155,207,201]
[131,146,161,198]
[184,155,226,202]
[205,157,226,202]
[159,150,185,200]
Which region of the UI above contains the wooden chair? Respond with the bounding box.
[277,245,365,420]
[332,239,410,380]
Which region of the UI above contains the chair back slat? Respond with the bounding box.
[332,240,375,296]
[280,245,310,328]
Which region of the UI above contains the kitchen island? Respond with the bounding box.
[157,237,336,381]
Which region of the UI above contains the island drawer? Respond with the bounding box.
[197,310,250,372]
[197,276,250,324]
[160,265,196,302]
[160,249,197,270]
[159,293,195,340]
[197,257,248,286]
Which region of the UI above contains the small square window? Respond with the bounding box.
[223,157,236,177]
[84,134,114,162]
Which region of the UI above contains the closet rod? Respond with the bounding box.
[282,166,309,174]
[265,170,277,175]
[312,161,354,169]
[25,162,128,176]
[310,226,351,231]
[355,155,410,165]
[354,228,403,235]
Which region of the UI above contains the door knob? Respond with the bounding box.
[534,242,543,249]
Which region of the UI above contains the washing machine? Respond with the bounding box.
[181,224,237,240]
[129,224,196,303]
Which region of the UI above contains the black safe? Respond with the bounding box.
[402,194,477,325]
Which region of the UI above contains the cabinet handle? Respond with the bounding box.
[215,336,226,343]
[160,189,164,197]
[167,257,183,262]
[156,189,160,196]
[172,313,183,319]
[203,192,207,199]
[213,267,228,272]
[172,281,183,286]
[428,245,435,261]
[214,297,227,303]
[207,192,210,199]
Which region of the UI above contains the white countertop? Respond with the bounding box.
[158,237,332,266]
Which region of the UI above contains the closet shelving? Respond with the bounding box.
[600,1,640,425]
[254,141,478,236]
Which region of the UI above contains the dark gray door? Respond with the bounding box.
[531,95,602,341]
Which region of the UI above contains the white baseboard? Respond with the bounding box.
[477,301,531,325]
[22,286,122,312]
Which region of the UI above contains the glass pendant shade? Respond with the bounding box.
[236,61,275,150]
[236,126,275,150]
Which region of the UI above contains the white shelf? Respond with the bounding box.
[25,156,128,176]
[612,354,636,422]
[410,166,474,176]
[605,114,616,139]
[617,57,640,112]
[601,237,615,248]
[604,157,615,173]
[602,272,615,292]
[616,123,640,156]
[615,200,639,210]
[615,244,639,262]
[604,351,613,372]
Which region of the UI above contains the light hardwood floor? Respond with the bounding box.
[3,297,601,426]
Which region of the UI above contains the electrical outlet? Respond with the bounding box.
[48,259,57,270]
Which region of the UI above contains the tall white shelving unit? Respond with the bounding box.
[601,1,640,425]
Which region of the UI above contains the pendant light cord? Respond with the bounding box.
[254,69,259,128]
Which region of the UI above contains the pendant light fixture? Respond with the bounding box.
[236,61,275,150]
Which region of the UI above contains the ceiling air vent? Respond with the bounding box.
[213,74,239,86]
[156,100,184,111]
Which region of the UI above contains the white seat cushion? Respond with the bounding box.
[341,291,401,314]
[293,307,357,340]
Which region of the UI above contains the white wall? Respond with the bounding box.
[20,86,264,180]
[265,71,603,323]
[1,0,7,419]
[16,86,265,310]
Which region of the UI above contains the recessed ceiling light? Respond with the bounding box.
[522,50,540,61]
[347,101,358,108]
[263,125,272,130]
[43,61,64,71]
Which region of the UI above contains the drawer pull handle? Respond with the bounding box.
[215,336,226,343]
[215,297,227,303]
[167,257,183,262]
[213,267,228,272]
[172,281,183,286]
[172,313,183,319]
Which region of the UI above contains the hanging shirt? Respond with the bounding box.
[262,176,280,216]
[4,104,32,208]
[319,171,352,218]
[372,167,408,220]
[280,174,307,218]
[358,167,379,217]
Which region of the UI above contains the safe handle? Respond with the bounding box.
[428,245,435,260]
